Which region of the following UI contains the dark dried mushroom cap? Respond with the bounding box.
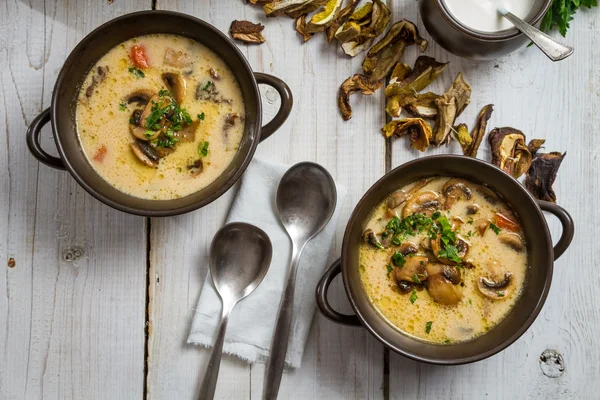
[230,20,266,44]
[395,256,429,283]
[466,204,480,215]
[397,280,413,294]
[161,73,187,105]
[131,139,160,168]
[402,190,440,218]
[384,56,448,97]
[362,19,427,81]
[382,118,432,152]
[442,178,472,209]
[489,127,532,179]
[338,74,382,121]
[432,72,472,146]
[527,138,546,156]
[525,152,565,203]
[461,104,494,157]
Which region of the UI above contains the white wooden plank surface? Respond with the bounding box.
[388,2,600,399]
[3,0,599,399]
[148,1,385,399]
[0,1,151,399]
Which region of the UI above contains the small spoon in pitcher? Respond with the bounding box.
[263,162,337,400]
[198,222,272,400]
[485,0,573,61]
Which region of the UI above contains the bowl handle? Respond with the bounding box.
[316,259,361,326]
[26,108,66,170]
[254,72,293,142]
[538,200,574,261]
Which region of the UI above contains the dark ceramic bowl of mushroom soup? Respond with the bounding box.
[26,11,292,216]
[316,155,574,365]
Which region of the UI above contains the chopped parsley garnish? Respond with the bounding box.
[144,130,155,138]
[391,236,401,246]
[412,274,422,284]
[128,67,145,78]
[197,112,205,121]
[497,291,505,297]
[158,89,171,97]
[467,217,474,224]
[425,321,433,334]
[443,339,451,344]
[143,90,193,149]
[391,251,406,267]
[466,230,473,238]
[431,211,441,220]
[198,141,210,157]
[409,290,418,304]
[119,102,127,111]
[468,298,472,305]
[489,223,501,235]
[202,81,213,91]
[386,264,393,276]
[438,244,462,264]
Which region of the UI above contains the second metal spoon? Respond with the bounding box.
[263,162,337,400]
[497,6,573,61]
[198,222,272,400]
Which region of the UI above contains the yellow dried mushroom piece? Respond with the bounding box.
[264,0,328,18]
[335,0,390,57]
[432,72,471,146]
[325,0,360,43]
[338,74,383,121]
[362,20,427,81]
[384,56,448,97]
[488,127,532,179]
[382,118,432,152]
[462,104,494,157]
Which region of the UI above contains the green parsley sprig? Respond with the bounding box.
[541,0,598,37]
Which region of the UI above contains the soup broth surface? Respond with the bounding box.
[359,177,528,344]
[76,34,245,200]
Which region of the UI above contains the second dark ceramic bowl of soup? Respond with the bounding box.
[25,11,292,216]
[316,155,574,365]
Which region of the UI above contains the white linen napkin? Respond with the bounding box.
[188,158,346,368]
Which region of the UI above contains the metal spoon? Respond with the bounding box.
[263,162,337,400]
[198,222,272,400]
[495,5,573,61]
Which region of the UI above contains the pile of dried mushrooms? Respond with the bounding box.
[243,0,566,203]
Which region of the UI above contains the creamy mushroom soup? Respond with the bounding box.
[76,34,245,200]
[359,177,528,344]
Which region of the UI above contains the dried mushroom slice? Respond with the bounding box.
[528,138,546,156]
[296,15,317,41]
[325,0,360,43]
[454,123,471,150]
[384,56,448,97]
[382,118,432,152]
[385,91,438,118]
[525,152,566,203]
[432,72,472,146]
[362,20,427,81]
[264,0,327,18]
[338,74,383,121]
[230,20,266,44]
[489,127,532,179]
[336,0,391,57]
[389,62,412,82]
[460,104,494,157]
[249,0,274,3]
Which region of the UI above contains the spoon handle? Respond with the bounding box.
[263,243,303,400]
[198,306,232,400]
[501,11,573,62]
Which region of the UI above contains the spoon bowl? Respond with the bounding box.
[199,222,272,400]
[276,162,337,242]
[210,222,273,303]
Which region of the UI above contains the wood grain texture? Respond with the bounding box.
[388,3,600,399]
[148,1,386,399]
[0,1,151,399]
